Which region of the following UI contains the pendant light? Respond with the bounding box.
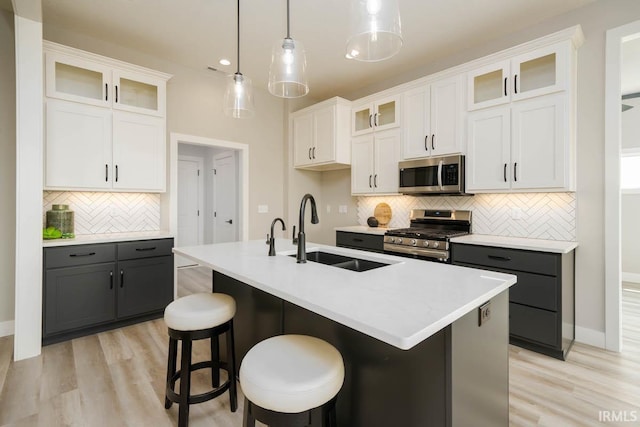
[268,0,309,98]
[224,0,254,118]
[346,0,403,62]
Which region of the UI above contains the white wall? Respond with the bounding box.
[324,0,640,344]
[0,8,16,328]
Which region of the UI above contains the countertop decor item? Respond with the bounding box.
[373,202,392,227]
[367,216,379,227]
[45,204,75,238]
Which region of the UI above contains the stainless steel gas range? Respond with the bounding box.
[383,209,471,263]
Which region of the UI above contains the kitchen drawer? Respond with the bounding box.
[336,231,383,253]
[509,303,558,347]
[45,243,116,269]
[117,238,174,260]
[452,244,557,276]
[510,271,558,311]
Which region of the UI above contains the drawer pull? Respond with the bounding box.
[353,238,364,242]
[120,270,124,288]
[135,247,157,252]
[110,271,113,289]
[488,255,511,262]
[69,252,96,257]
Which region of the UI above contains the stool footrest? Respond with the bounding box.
[166,360,233,406]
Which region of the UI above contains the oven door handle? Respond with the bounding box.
[384,244,449,261]
[437,160,444,190]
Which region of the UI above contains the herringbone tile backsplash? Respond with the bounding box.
[43,192,161,235]
[357,193,576,241]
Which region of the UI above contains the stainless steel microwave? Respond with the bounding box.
[398,154,468,195]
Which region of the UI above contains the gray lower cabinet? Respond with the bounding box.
[336,231,384,253]
[451,243,575,360]
[43,238,174,344]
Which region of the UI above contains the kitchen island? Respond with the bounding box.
[174,239,517,427]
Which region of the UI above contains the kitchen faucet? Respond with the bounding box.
[267,218,286,256]
[296,194,319,263]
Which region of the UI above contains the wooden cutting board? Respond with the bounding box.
[374,203,392,227]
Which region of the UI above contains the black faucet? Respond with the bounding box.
[267,218,286,256]
[296,194,319,263]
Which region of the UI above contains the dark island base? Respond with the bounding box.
[212,270,509,427]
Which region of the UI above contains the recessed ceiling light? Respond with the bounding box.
[219,59,231,66]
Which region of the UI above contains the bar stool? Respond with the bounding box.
[240,335,344,427]
[164,293,238,427]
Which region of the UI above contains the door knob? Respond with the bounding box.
[225,219,233,224]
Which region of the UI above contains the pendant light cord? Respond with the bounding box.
[236,0,241,74]
[286,0,291,39]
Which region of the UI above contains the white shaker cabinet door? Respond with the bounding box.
[293,113,314,167]
[112,111,165,192]
[430,75,462,157]
[351,135,375,194]
[402,85,430,159]
[45,99,112,190]
[511,95,567,190]
[313,106,336,164]
[466,106,511,192]
[373,129,402,193]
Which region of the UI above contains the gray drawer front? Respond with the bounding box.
[336,232,383,253]
[45,243,116,269]
[510,303,558,347]
[452,244,557,276]
[117,238,174,260]
[510,271,558,311]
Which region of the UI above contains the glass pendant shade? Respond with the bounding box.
[224,72,254,119]
[346,0,402,62]
[268,37,309,98]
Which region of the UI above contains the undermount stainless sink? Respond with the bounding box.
[288,251,390,272]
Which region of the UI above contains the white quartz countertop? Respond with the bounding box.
[450,234,578,253]
[42,231,174,247]
[174,239,516,350]
[334,226,392,235]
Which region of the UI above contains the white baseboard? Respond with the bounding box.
[0,320,14,337]
[575,325,605,349]
[622,272,640,284]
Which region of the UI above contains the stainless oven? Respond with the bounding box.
[399,154,467,195]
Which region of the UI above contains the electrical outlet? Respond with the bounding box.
[478,301,491,326]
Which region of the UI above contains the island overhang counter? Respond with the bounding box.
[174,239,517,427]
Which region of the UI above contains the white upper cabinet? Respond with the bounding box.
[467,42,569,111]
[351,128,401,195]
[352,95,400,136]
[43,41,171,192]
[292,97,351,171]
[402,75,463,160]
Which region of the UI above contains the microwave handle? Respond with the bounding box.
[437,160,444,190]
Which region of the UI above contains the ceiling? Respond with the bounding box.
[34,1,599,100]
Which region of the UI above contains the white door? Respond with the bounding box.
[373,129,402,193]
[313,106,336,164]
[177,157,202,267]
[213,152,238,243]
[430,75,462,156]
[402,85,430,159]
[351,135,375,194]
[293,113,314,167]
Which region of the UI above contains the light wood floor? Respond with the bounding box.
[1,268,639,426]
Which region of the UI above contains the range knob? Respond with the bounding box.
[432,241,440,249]
[411,239,417,246]
[396,238,403,244]
[423,241,430,248]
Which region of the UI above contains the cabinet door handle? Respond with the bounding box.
[312,147,316,159]
[368,114,373,128]
[488,255,511,262]
[308,147,312,159]
[514,74,518,94]
[374,174,378,188]
[504,77,508,97]
[115,85,119,103]
[374,113,379,127]
[69,252,96,257]
[105,83,108,101]
[135,247,157,252]
[431,134,435,151]
[115,165,119,182]
[120,270,124,288]
[110,271,114,289]
[369,175,372,188]
[424,135,428,151]
[105,164,109,182]
[514,162,518,182]
[503,163,507,182]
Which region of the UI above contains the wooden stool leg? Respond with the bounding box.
[211,334,220,387]
[165,337,178,409]
[178,339,192,427]
[226,320,238,412]
[242,397,255,427]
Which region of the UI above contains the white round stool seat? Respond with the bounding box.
[164,293,236,331]
[240,335,344,414]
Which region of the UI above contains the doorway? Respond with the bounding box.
[212,151,238,243]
